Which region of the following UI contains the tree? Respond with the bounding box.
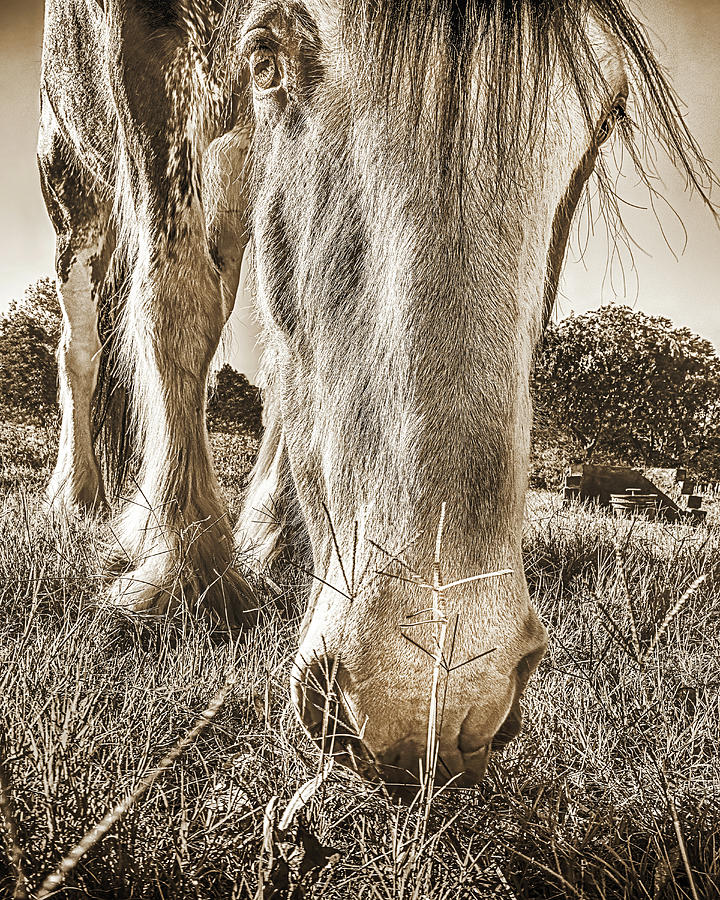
[0,279,263,437]
[207,364,263,435]
[532,305,720,476]
[0,278,61,424]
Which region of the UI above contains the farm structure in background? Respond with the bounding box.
[563,464,708,523]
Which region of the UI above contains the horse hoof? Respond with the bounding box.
[108,562,259,630]
[47,482,108,517]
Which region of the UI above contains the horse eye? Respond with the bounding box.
[597,101,626,147]
[250,50,280,91]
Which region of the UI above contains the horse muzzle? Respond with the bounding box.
[290,646,540,788]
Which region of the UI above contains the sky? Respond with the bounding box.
[1,0,718,381]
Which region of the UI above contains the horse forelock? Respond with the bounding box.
[216,0,716,230]
[339,0,712,202]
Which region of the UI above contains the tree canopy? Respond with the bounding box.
[532,305,720,480]
[207,364,262,435]
[0,278,61,424]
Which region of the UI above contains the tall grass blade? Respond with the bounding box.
[36,674,236,899]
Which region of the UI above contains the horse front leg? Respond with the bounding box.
[102,5,258,626]
[39,101,108,514]
[235,386,308,577]
[109,204,255,627]
[236,412,290,570]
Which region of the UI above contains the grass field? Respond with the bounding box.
[0,422,718,899]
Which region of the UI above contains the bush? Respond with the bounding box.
[207,364,263,435]
[529,427,582,490]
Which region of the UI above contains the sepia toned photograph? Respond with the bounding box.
[0,1,718,897]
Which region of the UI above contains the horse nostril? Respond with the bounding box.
[492,700,522,747]
[458,733,486,755]
[491,643,546,748]
[458,708,492,756]
[517,644,547,688]
[459,744,491,784]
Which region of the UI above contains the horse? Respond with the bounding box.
[40,0,714,785]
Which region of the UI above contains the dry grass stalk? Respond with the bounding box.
[36,674,237,899]
[640,572,708,664]
[423,502,449,805]
[374,504,510,806]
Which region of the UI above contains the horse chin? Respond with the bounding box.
[328,741,493,795]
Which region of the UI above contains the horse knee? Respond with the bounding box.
[58,330,101,388]
[57,261,102,385]
[129,268,226,381]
